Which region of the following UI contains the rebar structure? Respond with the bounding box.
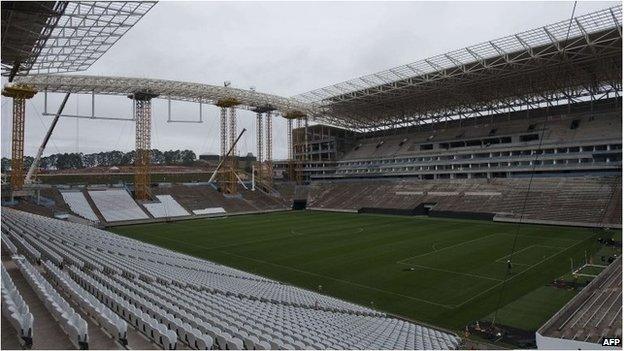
[2,85,36,190]
[130,92,156,200]
[264,111,273,185]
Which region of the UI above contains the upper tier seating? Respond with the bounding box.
[1,207,461,350]
[342,111,621,161]
[60,191,99,222]
[143,195,190,218]
[88,189,149,222]
[1,264,34,348]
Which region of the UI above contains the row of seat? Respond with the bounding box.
[4,210,374,315]
[2,207,461,350]
[68,266,180,349]
[5,231,41,263]
[1,233,19,255]
[1,263,34,348]
[14,256,89,349]
[43,261,129,346]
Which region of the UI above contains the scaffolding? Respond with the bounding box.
[216,98,241,194]
[2,85,37,190]
[226,107,238,194]
[292,118,304,184]
[220,107,228,159]
[264,111,273,187]
[256,112,264,163]
[129,92,157,200]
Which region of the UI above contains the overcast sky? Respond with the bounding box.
[1,1,618,160]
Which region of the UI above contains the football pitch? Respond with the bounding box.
[111,211,612,332]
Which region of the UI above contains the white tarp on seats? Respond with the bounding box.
[88,189,148,222]
[61,192,99,222]
[144,195,189,218]
[192,207,226,215]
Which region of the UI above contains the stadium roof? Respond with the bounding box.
[295,6,622,131]
[13,74,316,116]
[1,1,156,81]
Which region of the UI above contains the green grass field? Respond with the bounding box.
[111,211,615,332]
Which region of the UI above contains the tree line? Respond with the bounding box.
[1,149,197,173]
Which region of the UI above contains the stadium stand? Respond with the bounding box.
[44,261,129,345]
[536,257,622,349]
[293,101,621,181]
[143,195,190,218]
[88,189,149,222]
[153,184,288,214]
[308,176,622,226]
[14,256,90,349]
[61,191,100,222]
[1,207,461,350]
[1,264,34,348]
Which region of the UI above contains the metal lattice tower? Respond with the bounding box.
[228,107,237,155]
[224,107,238,194]
[264,111,273,185]
[256,112,263,163]
[2,85,36,190]
[292,118,304,184]
[215,98,241,194]
[11,98,26,189]
[304,117,309,162]
[265,111,273,163]
[220,107,227,159]
[287,118,293,160]
[130,92,156,200]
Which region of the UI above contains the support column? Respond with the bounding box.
[2,85,36,191]
[287,119,293,161]
[294,118,303,184]
[265,111,273,185]
[216,98,240,194]
[11,97,26,190]
[228,107,237,155]
[256,112,263,163]
[129,92,157,200]
[220,107,227,159]
[225,107,238,194]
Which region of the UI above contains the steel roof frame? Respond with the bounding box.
[2,1,156,78]
[13,74,317,115]
[294,6,622,131]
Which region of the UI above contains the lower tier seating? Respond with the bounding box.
[1,207,461,350]
[308,176,622,225]
[1,264,34,348]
